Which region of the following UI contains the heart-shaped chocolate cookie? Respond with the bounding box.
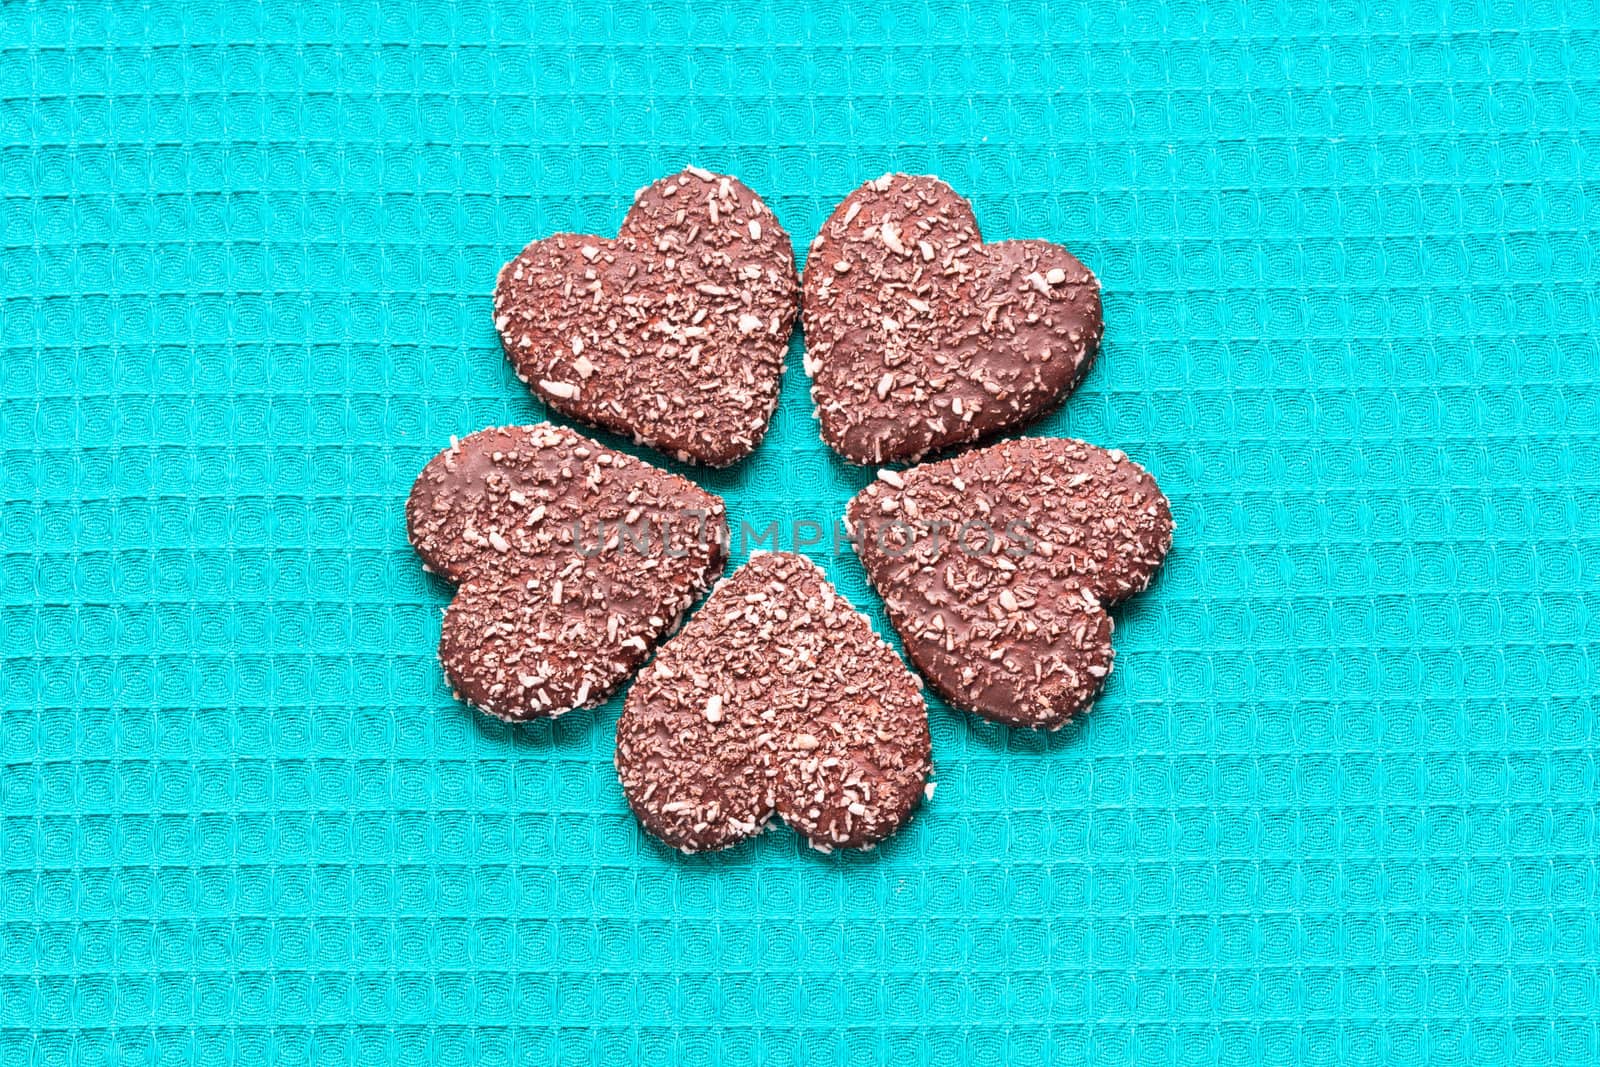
[494,168,800,467]
[408,424,727,721]
[848,437,1172,729]
[615,552,932,852]
[802,175,1102,465]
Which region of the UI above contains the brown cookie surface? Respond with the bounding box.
[616,552,932,853]
[802,174,1102,465]
[494,168,800,467]
[848,438,1172,729]
[407,424,728,721]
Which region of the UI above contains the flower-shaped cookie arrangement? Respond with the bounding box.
[408,169,1174,853]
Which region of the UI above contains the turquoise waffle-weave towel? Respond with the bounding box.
[2,1,1598,1064]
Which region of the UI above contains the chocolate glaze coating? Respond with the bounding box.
[407,424,727,721]
[494,168,800,467]
[616,552,932,853]
[802,174,1102,465]
[848,438,1172,729]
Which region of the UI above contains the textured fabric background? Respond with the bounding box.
[3,1,1599,1064]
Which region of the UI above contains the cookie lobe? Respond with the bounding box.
[803,174,1102,465]
[408,424,728,721]
[848,437,1172,729]
[616,552,932,852]
[495,168,800,466]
